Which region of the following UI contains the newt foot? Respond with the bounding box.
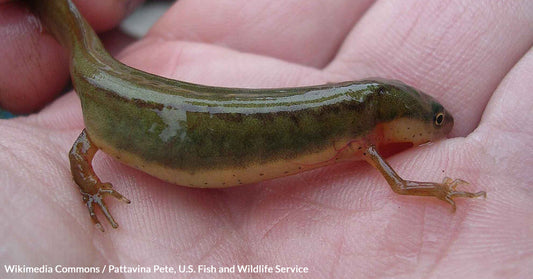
[438,177,486,212]
[81,183,130,232]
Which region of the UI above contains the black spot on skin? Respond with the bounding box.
[204,182,208,185]
[284,171,289,174]
[363,152,366,156]
[419,133,423,136]
[298,166,302,169]
[358,147,362,150]
[407,127,410,130]
[259,173,264,176]
[232,174,236,177]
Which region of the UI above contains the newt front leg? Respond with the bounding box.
[363,145,486,211]
[69,129,130,231]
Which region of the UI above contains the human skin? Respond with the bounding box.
[0,0,532,278]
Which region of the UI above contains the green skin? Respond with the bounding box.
[28,0,485,231]
[80,76,447,170]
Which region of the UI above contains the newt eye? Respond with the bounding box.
[434,112,445,126]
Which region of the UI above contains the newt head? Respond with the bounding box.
[367,80,454,155]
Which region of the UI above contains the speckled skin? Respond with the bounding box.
[28,0,485,231]
[30,0,452,177]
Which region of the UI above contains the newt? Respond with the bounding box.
[26,0,485,231]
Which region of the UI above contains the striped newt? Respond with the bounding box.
[26,0,485,231]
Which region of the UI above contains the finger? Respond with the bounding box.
[119,40,326,88]
[0,2,68,113]
[473,47,533,146]
[456,49,533,275]
[326,0,533,136]
[61,0,144,32]
[0,0,143,113]
[149,0,375,68]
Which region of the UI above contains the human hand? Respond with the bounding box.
[1,0,532,278]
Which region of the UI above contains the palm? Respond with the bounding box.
[1,0,531,278]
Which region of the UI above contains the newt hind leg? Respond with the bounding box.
[69,129,130,231]
[364,145,486,211]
